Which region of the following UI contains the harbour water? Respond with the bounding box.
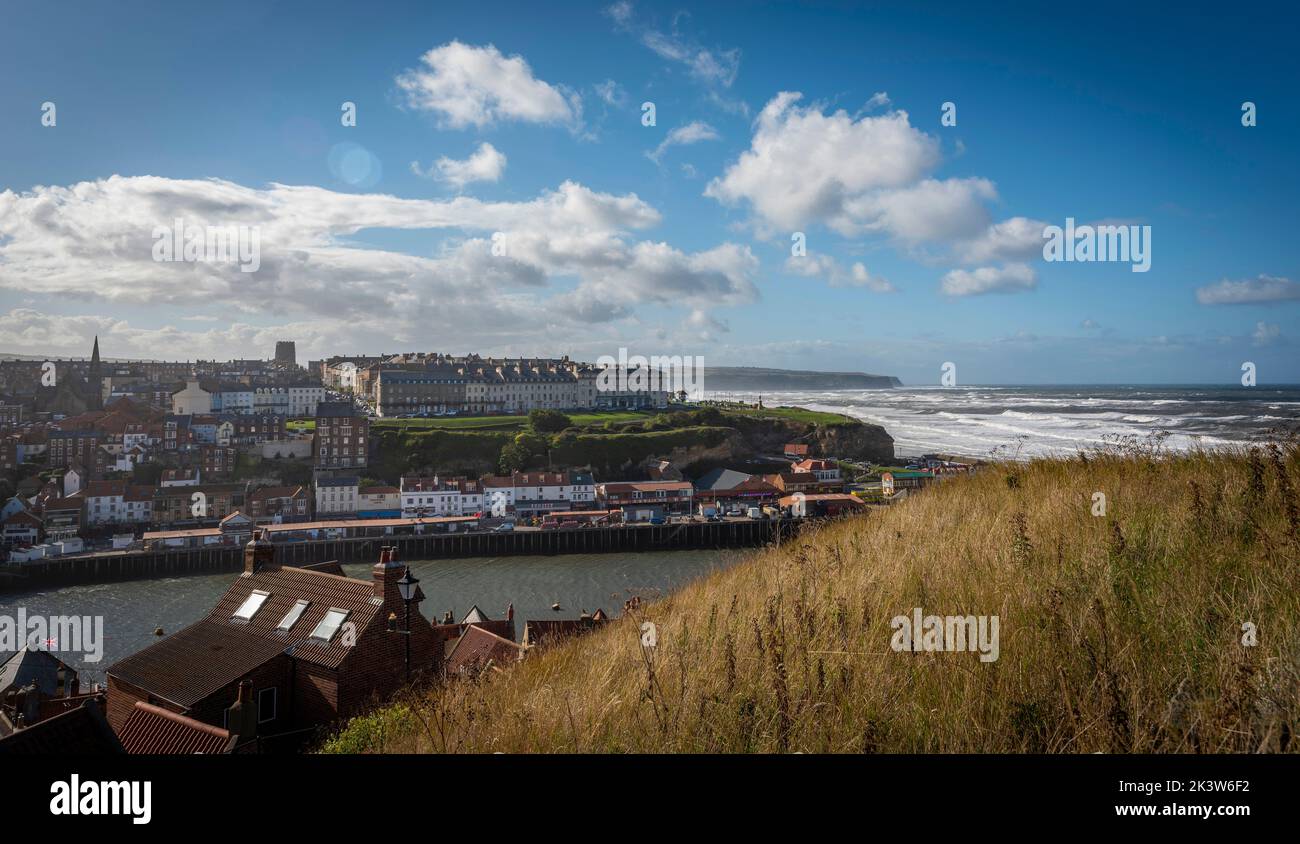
[0,549,739,684]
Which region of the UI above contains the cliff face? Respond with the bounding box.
[812,423,894,463]
[676,416,895,465]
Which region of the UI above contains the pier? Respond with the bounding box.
[0,518,805,592]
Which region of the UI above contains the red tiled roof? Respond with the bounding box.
[522,615,608,647]
[444,624,521,676]
[108,564,389,708]
[118,701,232,754]
[598,481,693,494]
[0,698,122,755]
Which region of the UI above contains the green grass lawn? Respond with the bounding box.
[372,410,653,432]
[719,404,856,426]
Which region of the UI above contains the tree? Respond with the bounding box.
[498,441,530,473]
[528,409,572,433]
[514,431,547,455]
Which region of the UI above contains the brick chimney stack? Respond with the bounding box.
[244,529,276,575]
[224,680,257,739]
[372,545,405,601]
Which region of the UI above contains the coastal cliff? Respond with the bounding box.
[371,406,895,482]
[705,366,902,391]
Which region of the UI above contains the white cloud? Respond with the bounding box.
[593,79,627,107]
[1253,321,1280,346]
[706,92,952,237]
[395,41,580,129]
[1195,274,1300,305]
[685,308,729,340]
[957,216,1050,263]
[846,177,996,243]
[606,3,743,94]
[411,142,507,188]
[940,263,1037,297]
[0,175,759,356]
[784,254,894,292]
[605,0,634,27]
[647,121,719,164]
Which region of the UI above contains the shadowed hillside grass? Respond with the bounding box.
[322,438,1300,754]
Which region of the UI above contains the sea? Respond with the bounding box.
[764,384,1300,460]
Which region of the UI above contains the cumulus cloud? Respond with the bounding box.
[940,263,1037,297]
[707,92,1051,296]
[1195,274,1300,305]
[395,41,580,129]
[957,216,1050,263]
[0,175,759,356]
[647,121,719,164]
[411,142,507,188]
[705,92,949,237]
[784,254,894,292]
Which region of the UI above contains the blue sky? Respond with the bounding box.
[0,0,1296,384]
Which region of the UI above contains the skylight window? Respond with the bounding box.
[277,599,310,631]
[233,590,270,621]
[310,608,350,642]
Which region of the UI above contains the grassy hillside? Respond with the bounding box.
[324,438,1300,754]
[373,411,653,432]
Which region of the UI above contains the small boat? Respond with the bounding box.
[551,601,561,612]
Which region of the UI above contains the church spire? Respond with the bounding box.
[87,335,103,411]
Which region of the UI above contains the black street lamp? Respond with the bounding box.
[393,565,420,683]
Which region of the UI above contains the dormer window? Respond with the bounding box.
[277,599,310,631]
[233,590,270,620]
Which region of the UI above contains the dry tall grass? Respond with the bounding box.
[322,439,1300,753]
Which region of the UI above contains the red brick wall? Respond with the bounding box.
[335,600,442,719]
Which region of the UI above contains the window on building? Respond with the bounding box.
[233,590,270,621]
[310,608,350,642]
[277,599,310,631]
[258,687,277,723]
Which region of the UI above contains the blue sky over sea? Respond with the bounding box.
[0,0,1296,384]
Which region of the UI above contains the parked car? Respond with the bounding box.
[748,507,764,519]
[493,522,515,532]
[648,516,666,526]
